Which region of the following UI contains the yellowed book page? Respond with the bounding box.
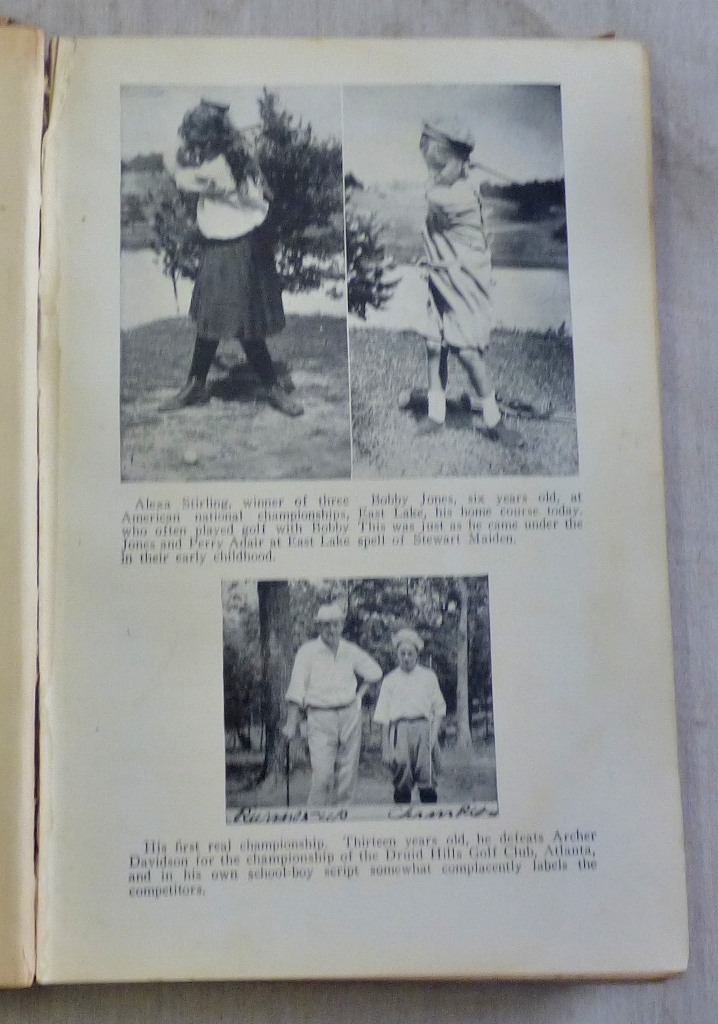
[0,23,43,989]
[38,37,686,983]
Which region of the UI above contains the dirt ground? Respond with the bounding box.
[226,733,498,814]
[120,312,576,482]
[349,325,578,479]
[120,313,351,482]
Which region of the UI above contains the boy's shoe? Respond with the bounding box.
[416,417,445,435]
[401,389,475,417]
[418,787,438,804]
[266,384,304,417]
[158,377,209,411]
[478,418,524,448]
[398,387,428,412]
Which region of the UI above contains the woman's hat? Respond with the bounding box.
[391,628,424,653]
[422,115,475,153]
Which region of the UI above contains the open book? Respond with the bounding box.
[0,25,687,985]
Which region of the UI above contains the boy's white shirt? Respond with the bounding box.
[374,665,447,724]
[395,173,491,342]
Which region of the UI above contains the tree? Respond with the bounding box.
[152,183,201,306]
[121,193,146,231]
[257,580,294,783]
[455,577,472,749]
[255,89,344,292]
[344,181,398,318]
[222,582,262,749]
[122,152,164,174]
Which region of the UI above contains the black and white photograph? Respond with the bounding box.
[344,84,577,478]
[120,85,350,482]
[223,575,497,821]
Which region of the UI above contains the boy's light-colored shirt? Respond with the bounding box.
[374,665,446,724]
[168,151,268,240]
[285,637,383,709]
[426,177,486,237]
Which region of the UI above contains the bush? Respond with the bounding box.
[345,184,398,318]
[152,183,201,300]
[255,89,344,292]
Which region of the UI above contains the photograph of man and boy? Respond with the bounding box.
[222,576,497,820]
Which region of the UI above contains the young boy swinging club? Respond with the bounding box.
[406,114,522,446]
[160,99,303,417]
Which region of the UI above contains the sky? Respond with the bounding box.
[121,84,343,159]
[343,84,565,185]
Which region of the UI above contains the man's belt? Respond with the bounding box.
[306,700,358,711]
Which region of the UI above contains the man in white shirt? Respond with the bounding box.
[282,603,383,807]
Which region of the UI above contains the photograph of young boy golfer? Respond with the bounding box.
[343,84,577,479]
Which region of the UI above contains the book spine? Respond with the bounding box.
[0,23,45,988]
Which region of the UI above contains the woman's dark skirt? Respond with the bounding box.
[189,228,286,340]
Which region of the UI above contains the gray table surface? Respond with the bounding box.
[2,1,716,1020]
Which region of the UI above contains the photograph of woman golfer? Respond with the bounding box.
[160,99,303,417]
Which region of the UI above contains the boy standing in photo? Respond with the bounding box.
[374,628,446,804]
[413,114,522,446]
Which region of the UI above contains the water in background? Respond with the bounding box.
[121,251,571,335]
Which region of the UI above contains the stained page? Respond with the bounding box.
[38,37,686,982]
[0,23,44,989]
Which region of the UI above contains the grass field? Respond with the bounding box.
[349,325,578,479]
[120,313,351,482]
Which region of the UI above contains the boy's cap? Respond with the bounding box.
[422,115,475,153]
[315,603,345,623]
[392,628,424,652]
